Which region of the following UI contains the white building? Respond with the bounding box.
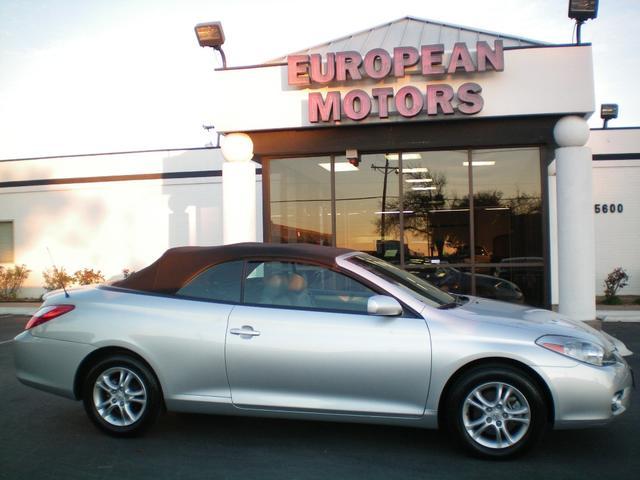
[0,147,262,297]
[1,17,638,318]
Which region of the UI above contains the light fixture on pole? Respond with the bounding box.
[568,0,598,44]
[195,22,227,68]
[600,104,618,129]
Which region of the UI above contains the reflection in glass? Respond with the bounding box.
[493,265,545,307]
[471,148,543,263]
[269,157,332,245]
[398,151,470,264]
[266,148,546,307]
[334,154,402,261]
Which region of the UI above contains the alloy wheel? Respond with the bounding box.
[92,366,148,427]
[461,381,531,449]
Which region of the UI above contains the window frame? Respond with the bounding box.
[117,255,420,318]
[239,258,418,318]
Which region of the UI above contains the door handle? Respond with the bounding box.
[229,326,261,337]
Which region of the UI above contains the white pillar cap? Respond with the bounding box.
[221,133,254,162]
[553,115,590,147]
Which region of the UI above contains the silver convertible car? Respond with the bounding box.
[13,243,633,458]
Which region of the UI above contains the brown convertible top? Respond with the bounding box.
[112,242,355,294]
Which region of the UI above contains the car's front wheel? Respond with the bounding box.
[82,354,161,436]
[445,364,548,459]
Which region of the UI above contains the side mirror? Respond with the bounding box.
[367,295,403,316]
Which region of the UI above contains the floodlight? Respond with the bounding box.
[195,22,227,68]
[568,1,599,44]
[600,103,618,129]
[568,0,599,21]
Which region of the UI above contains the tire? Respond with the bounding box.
[444,364,548,459]
[82,354,162,437]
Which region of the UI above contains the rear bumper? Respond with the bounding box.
[13,331,95,400]
[535,358,633,429]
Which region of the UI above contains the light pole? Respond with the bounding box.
[371,158,399,240]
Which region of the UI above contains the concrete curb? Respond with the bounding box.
[597,310,640,323]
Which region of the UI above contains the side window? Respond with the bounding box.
[243,261,377,313]
[176,260,244,303]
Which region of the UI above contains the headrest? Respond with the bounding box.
[288,273,306,292]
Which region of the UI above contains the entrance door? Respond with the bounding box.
[225,260,431,416]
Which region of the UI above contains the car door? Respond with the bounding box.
[225,260,431,417]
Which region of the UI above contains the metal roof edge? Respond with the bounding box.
[266,15,548,63]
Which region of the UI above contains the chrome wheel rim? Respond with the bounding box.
[462,381,531,449]
[93,367,147,427]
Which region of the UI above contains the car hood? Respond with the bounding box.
[447,296,631,354]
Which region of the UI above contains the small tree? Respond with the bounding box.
[0,265,31,300]
[603,267,629,305]
[122,269,135,279]
[74,268,105,285]
[42,266,75,291]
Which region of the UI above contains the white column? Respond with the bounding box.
[554,116,595,321]
[220,133,257,245]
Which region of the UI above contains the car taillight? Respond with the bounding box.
[25,305,75,330]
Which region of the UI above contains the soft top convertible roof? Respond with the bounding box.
[112,242,355,294]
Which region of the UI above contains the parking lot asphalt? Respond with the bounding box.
[1,314,639,480]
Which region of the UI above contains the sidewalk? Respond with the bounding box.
[0,303,41,315]
[596,307,640,322]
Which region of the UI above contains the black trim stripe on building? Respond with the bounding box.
[0,146,220,164]
[591,126,640,131]
[593,153,640,161]
[0,169,261,189]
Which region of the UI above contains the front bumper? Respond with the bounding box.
[13,330,95,400]
[535,357,633,429]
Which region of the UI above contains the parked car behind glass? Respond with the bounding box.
[406,264,524,304]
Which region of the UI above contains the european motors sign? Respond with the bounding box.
[287,40,504,123]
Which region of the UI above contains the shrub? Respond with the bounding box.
[603,267,629,305]
[602,295,624,305]
[74,268,105,285]
[122,269,135,279]
[42,266,75,291]
[0,265,31,300]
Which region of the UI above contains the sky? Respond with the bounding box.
[0,0,638,160]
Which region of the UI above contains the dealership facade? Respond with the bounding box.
[1,18,638,321]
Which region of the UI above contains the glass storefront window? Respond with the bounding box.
[269,156,332,245]
[400,150,470,265]
[334,153,401,261]
[266,147,546,307]
[471,148,543,263]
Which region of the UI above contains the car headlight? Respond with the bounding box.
[536,335,616,366]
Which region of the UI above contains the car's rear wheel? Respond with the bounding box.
[445,364,548,459]
[82,354,161,436]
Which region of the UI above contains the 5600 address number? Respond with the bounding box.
[594,203,623,214]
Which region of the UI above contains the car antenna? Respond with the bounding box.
[46,247,70,298]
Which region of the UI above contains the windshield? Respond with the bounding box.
[348,254,457,307]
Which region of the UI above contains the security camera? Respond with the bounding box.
[346,149,360,167]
